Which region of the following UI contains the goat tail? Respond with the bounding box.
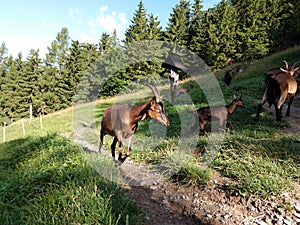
[265,76,281,107]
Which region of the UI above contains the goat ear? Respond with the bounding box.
[150,98,156,109]
[238,95,242,100]
[280,68,288,73]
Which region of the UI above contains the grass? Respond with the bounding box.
[0,133,144,225]
[128,46,300,195]
[211,133,300,197]
[0,46,300,224]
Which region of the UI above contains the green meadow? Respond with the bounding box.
[1,46,300,224]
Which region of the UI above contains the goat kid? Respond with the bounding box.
[189,95,244,136]
[99,84,169,164]
[255,72,298,121]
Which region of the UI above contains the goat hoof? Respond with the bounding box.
[114,159,123,166]
[118,153,128,163]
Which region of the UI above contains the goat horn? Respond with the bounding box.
[291,60,300,70]
[282,60,289,69]
[280,68,288,73]
[147,84,160,102]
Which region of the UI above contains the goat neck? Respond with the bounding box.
[226,97,244,115]
[226,101,238,115]
[130,102,150,123]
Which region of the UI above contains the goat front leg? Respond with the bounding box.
[200,121,208,136]
[117,139,124,162]
[118,136,132,163]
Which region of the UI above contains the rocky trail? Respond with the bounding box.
[74,96,300,225]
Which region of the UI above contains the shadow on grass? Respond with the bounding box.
[0,133,144,225]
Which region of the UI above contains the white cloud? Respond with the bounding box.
[5,36,51,59]
[99,6,109,13]
[88,5,128,39]
[68,8,83,24]
[118,12,127,25]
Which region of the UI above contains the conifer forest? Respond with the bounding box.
[0,0,299,123]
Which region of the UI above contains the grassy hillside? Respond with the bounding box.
[0,134,145,225]
[0,104,145,224]
[0,46,300,224]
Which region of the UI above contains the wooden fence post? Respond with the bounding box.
[22,118,25,136]
[29,104,33,123]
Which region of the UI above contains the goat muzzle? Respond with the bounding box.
[160,114,170,126]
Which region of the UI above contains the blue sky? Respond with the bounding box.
[1,0,220,59]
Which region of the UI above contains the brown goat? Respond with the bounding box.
[255,71,298,121]
[189,95,244,136]
[99,84,170,164]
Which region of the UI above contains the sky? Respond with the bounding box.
[0,0,220,59]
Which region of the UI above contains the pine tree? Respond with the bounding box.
[164,0,191,48]
[44,27,70,110]
[19,49,43,117]
[124,0,148,44]
[211,0,239,67]
[122,1,164,90]
[67,40,100,103]
[1,54,25,121]
[269,0,300,48]
[188,0,204,54]
[233,0,273,60]
[147,14,162,40]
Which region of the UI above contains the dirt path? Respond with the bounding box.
[74,96,300,225]
[276,95,300,134]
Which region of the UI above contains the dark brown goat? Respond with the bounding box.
[189,95,244,136]
[255,71,298,121]
[224,69,234,86]
[99,85,170,164]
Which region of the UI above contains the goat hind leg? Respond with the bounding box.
[99,130,104,152]
[275,105,281,121]
[254,100,266,122]
[286,96,294,117]
[278,93,287,116]
[111,137,118,159]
